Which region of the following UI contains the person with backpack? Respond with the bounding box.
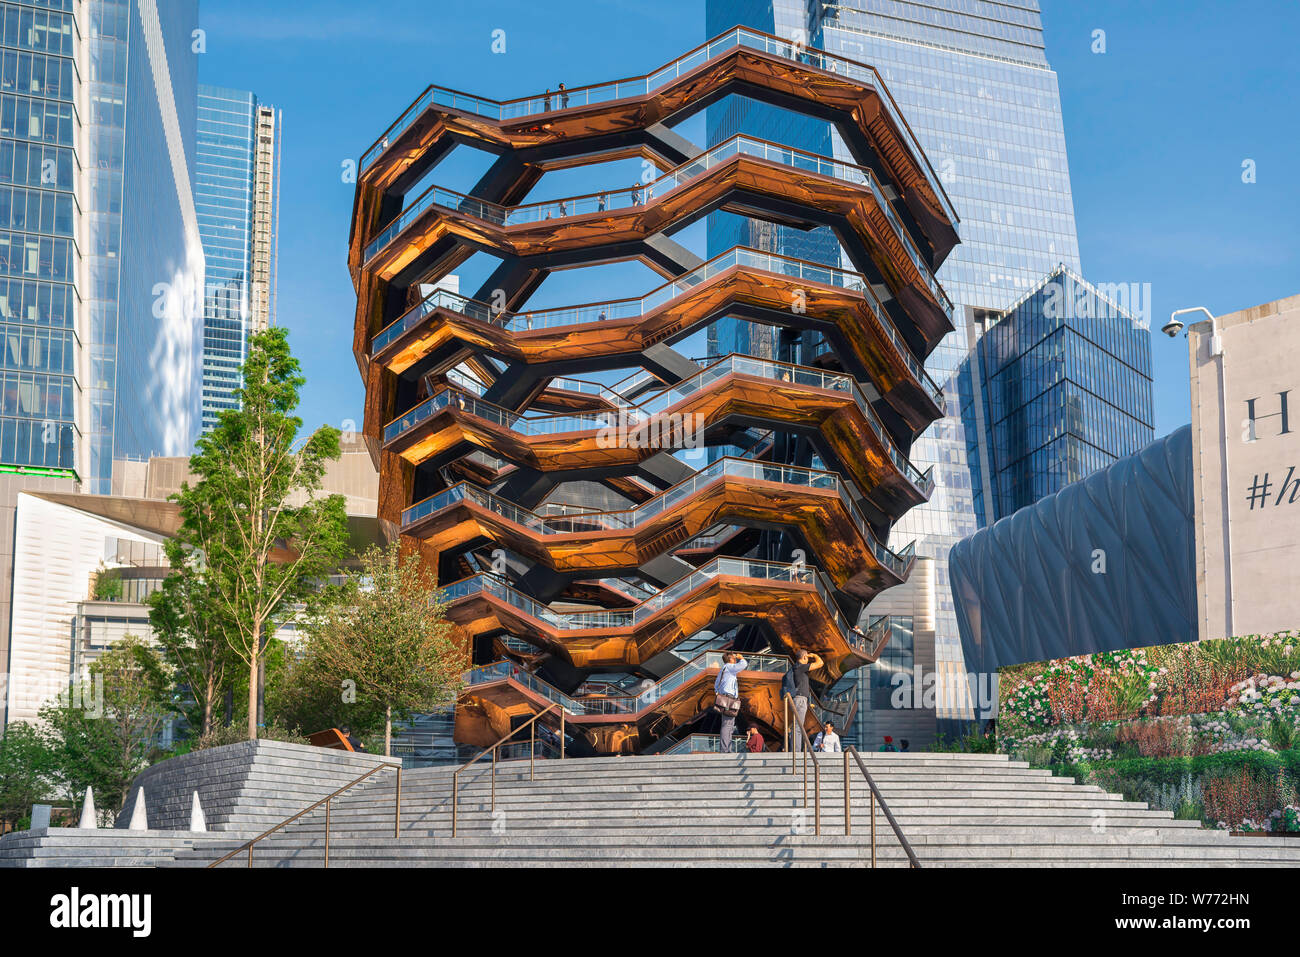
[783,649,822,752]
[713,651,747,752]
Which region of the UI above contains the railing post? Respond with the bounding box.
[491,746,497,813]
[844,749,851,836]
[325,796,331,869]
[452,773,459,838]
[870,789,877,868]
[560,710,566,759]
[530,721,536,781]
[394,765,402,839]
[802,743,808,809]
[814,759,821,836]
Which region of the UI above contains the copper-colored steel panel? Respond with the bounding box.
[369,260,942,435]
[384,370,926,515]
[458,665,815,755]
[358,154,950,352]
[409,475,902,601]
[448,573,884,680]
[348,35,956,276]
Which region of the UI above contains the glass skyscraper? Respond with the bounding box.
[0,1,79,476]
[1,0,202,726]
[84,0,203,492]
[968,267,1155,526]
[816,0,1085,720]
[196,85,280,433]
[704,1,1152,730]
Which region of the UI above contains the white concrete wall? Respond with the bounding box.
[4,494,169,726]
[1189,292,1300,640]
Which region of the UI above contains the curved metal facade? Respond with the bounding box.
[349,28,956,754]
[949,426,1196,676]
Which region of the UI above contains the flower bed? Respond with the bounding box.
[995,631,1300,831]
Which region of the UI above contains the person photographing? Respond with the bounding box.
[713,651,748,751]
[783,649,823,751]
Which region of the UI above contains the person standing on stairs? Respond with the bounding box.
[787,649,822,752]
[714,651,747,751]
[813,721,841,753]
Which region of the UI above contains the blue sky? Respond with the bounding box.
[196,0,1299,440]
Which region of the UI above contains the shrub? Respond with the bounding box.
[1116,716,1194,758]
[189,720,306,752]
[1204,768,1284,831]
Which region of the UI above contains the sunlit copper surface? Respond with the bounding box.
[346,34,953,755]
[355,151,951,369]
[447,571,884,680]
[408,473,905,601]
[369,258,942,431]
[385,369,928,515]
[454,664,814,755]
[349,29,958,278]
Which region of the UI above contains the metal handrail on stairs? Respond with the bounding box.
[845,746,921,868]
[452,702,565,837]
[782,693,920,866]
[207,761,403,869]
[783,692,823,835]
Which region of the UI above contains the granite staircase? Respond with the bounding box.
[171,752,1300,868]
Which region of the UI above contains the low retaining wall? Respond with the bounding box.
[115,740,400,832]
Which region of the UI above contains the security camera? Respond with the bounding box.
[1161,317,1184,338]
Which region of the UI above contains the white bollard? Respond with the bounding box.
[127,787,148,831]
[189,790,207,832]
[78,787,97,829]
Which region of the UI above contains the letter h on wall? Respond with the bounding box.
[1245,391,1291,442]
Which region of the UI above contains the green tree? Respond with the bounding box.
[267,641,386,744]
[0,722,52,830]
[39,636,172,815]
[171,327,349,740]
[147,559,236,737]
[306,543,466,756]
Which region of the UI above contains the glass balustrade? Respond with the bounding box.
[368,245,943,408]
[363,133,951,320]
[662,735,745,754]
[359,27,957,230]
[383,352,933,496]
[445,556,884,652]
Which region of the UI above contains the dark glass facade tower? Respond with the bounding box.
[969,267,1155,525]
[0,1,79,475]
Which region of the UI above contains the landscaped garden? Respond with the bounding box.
[993,633,1300,833]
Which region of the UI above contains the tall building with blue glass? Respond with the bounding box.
[85,0,203,491]
[0,1,79,477]
[703,0,1152,736]
[968,267,1155,526]
[196,85,279,433]
[1,0,202,725]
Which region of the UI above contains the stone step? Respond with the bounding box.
[353,778,1113,798]
[180,836,1300,864]
[269,811,1202,833]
